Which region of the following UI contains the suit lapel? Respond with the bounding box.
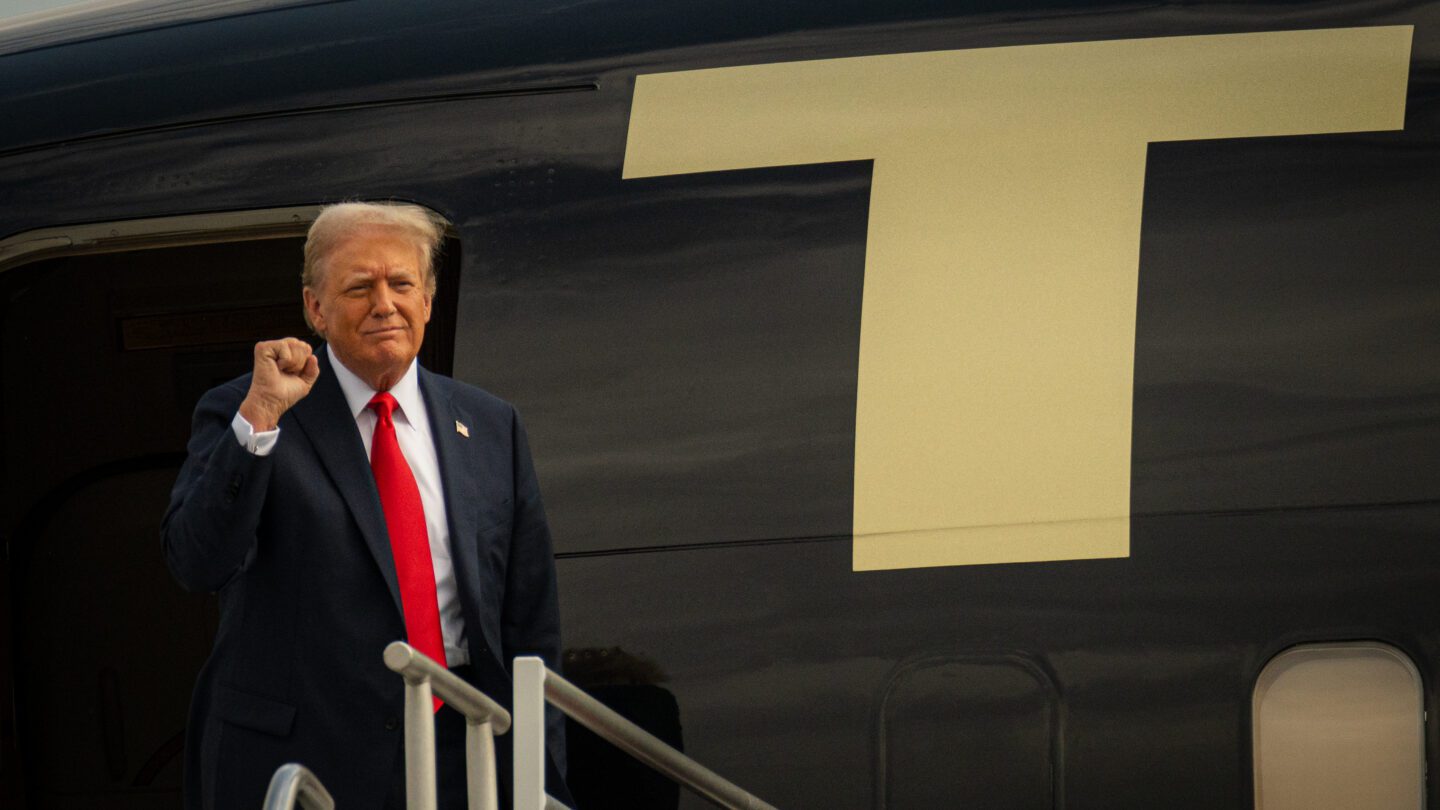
[290,349,404,618]
[419,368,486,643]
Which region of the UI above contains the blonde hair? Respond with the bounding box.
[302,201,444,297]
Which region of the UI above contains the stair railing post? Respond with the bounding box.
[466,718,498,810]
[262,763,336,810]
[513,656,549,810]
[402,674,438,810]
[385,642,513,810]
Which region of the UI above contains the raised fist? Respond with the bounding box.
[239,338,321,431]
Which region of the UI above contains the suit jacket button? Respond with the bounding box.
[385,717,399,731]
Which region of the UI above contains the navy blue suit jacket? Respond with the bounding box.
[163,348,568,810]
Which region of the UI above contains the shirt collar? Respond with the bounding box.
[327,343,423,428]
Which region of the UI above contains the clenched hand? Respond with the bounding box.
[238,338,321,431]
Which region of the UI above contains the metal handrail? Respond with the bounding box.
[383,642,513,733]
[262,763,335,810]
[383,642,513,810]
[513,657,778,810]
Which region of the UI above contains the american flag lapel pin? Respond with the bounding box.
[455,420,470,438]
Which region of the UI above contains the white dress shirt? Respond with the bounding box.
[230,345,469,667]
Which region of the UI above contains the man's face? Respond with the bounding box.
[304,225,432,390]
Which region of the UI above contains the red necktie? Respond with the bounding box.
[369,392,445,711]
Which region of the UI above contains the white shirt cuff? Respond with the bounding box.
[231,411,280,456]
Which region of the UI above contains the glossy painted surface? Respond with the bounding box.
[2,0,1439,808]
[556,505,1440,807]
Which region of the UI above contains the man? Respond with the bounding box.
[162,202,569,810]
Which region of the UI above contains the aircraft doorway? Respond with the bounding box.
[0,210,459,809]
